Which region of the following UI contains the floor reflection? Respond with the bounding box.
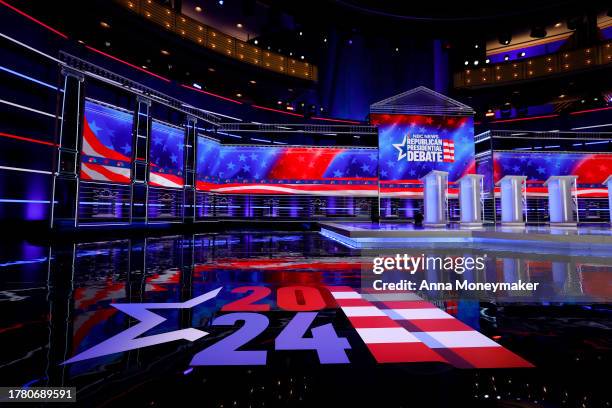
[0,232,610,407]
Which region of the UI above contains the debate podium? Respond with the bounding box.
[420,170,448,227]
[604,175,612,225]
[457,174,484,227]
[496,175,527,226]
[545,176,578,227]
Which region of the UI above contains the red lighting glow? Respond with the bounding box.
[180,84,243,104]
[252,105,304,117]
[0,0,68,39]
[85,46,171,83]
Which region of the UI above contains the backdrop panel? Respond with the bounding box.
[196,137,378,196]
[149,120,185,188]
[80,100,133,183]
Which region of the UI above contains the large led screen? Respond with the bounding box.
[80,100,133,183]
[149,120,185,188]
[371,114,475,182]
[490,151,612,197]
[195,138,378,195]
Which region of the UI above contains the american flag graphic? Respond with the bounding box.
[149,120,185,189]
[80,101,132,183]
[443,140,455,162]
[327,286,533,368]
[196,137,379,195]
[492,151,612,198]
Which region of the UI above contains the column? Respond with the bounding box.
[131,97,151,226]
[604,175,612,225]
[496,175,527,226]
[183,117,197,224]
[457,174,484,227]
[420,170,448,227]
[545,175,578,227]
[51,69,84,229]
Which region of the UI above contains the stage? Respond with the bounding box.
[319,222,612,254]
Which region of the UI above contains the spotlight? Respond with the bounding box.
[253,39,258,45]
[474,44,479,49]
[395,47,399,52]
[464,60,469,66]
[236,23,243,28]
[236,93,242,97]
[195,6,202,12]
[100,21,111,29]
[323,37,327,43]
[485,58,490,63]
[530,26,547,38]
[249,80,256,84]
[193,83,202,89]
[277,101,282,105]
[554,22,562,28]
[299,31,303,36]
[348,39,353,45]
[161,49,170,55]
[218,0,223,5]
[504,55,509,61]
[473,60,479,66]
[300,55,304,60]
[519,52,526,57]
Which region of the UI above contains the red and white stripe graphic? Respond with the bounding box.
[363,291,533,369]
[149,171,184,188]
[327,286,447,364]
[442,140,455,162]
[80,117,131,183]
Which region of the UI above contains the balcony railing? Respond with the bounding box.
[454,41,612,88]
[118,0,318,81]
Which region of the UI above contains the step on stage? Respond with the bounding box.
[319,222,612,254]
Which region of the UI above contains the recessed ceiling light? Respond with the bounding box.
[161,49,170,55]
[77,40,85,44]
[236,23,243,28]
[208,67,215,72]
[554,22,562,28]
[195,6,202,12]
[253,39,258,45]
[559,94,565,98]
[142,65,148,69]
[100,21,110,29]
[300,55,304,60]
[236,93,242,97]
[249,80,256,84]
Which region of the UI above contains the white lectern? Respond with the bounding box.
[420,170,448,227]
[496,175,527,226]
[457,174,484,227]
[545,176,578,227]
[604,176,612,225]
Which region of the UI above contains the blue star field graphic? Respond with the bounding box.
[150,120,185,178]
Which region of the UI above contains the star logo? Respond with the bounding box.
[393,134,408,161]
[62,287,222,364]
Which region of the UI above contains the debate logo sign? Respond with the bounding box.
[393,133,455,163]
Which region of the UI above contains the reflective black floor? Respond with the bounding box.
[0,232,611,407]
